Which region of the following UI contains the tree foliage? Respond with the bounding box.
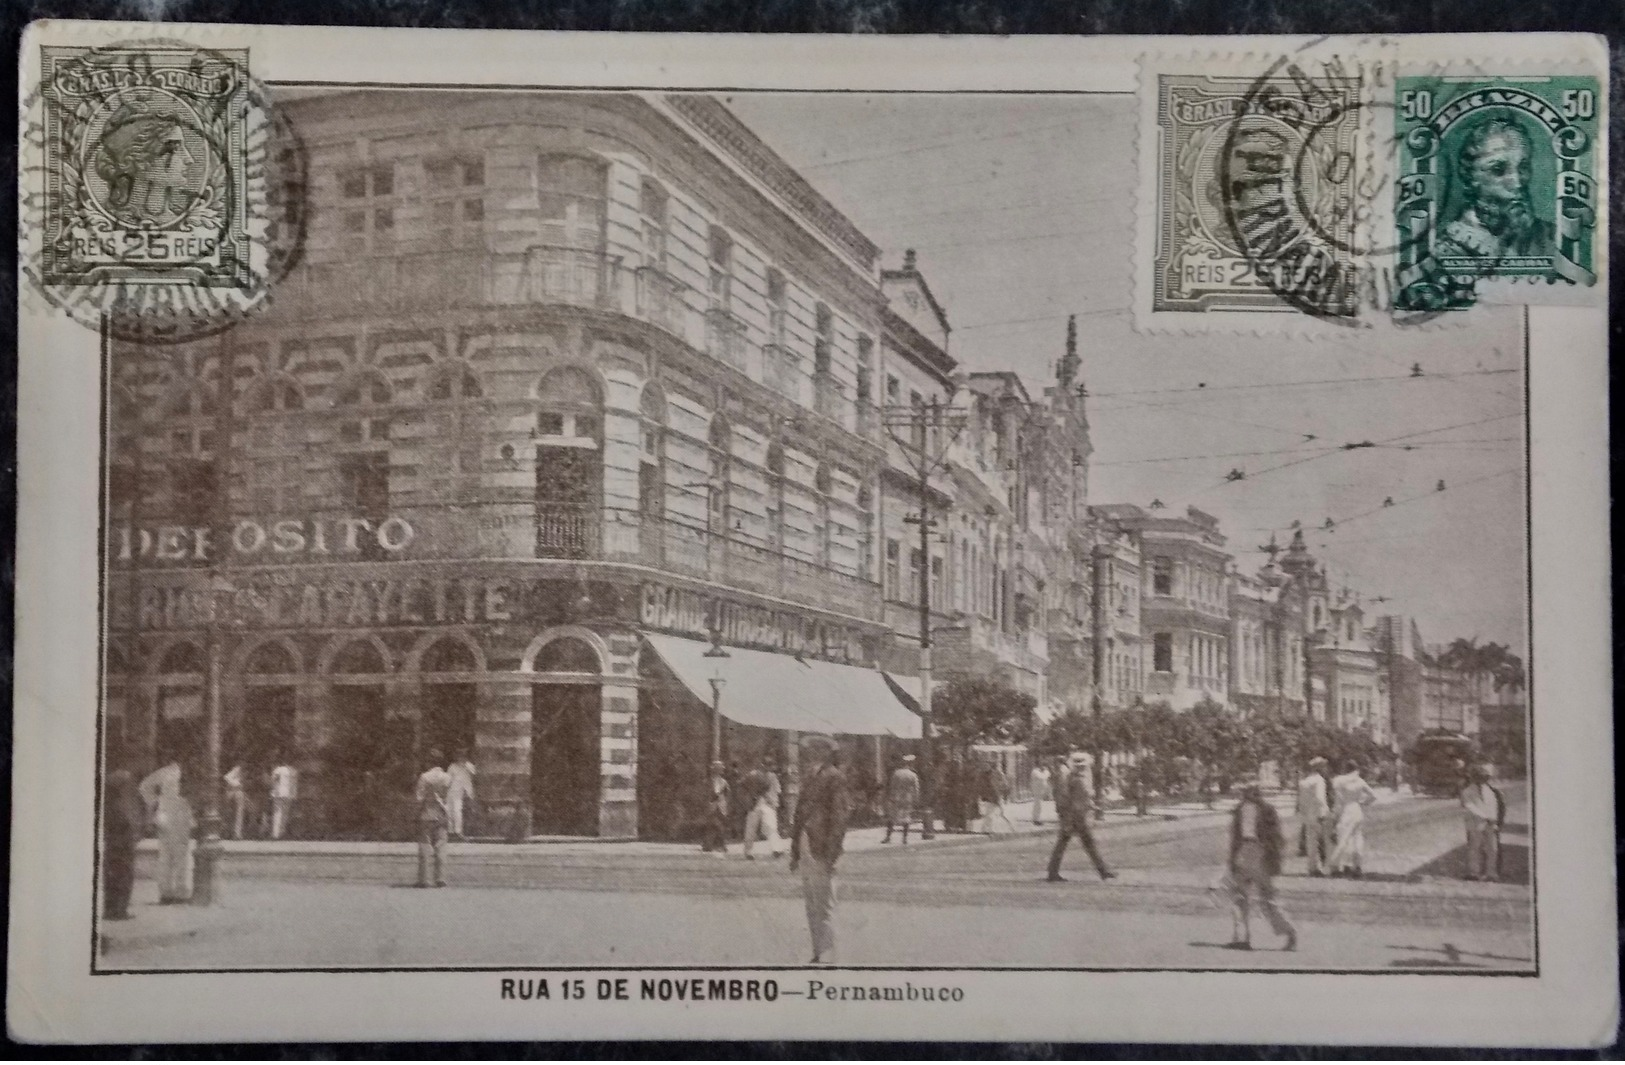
[932,675,1037,749]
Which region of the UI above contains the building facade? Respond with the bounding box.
[105,91,933,841]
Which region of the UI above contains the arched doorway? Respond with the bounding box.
[530,636,602,836]
[238,641,299,810]
[420,638,478,762]
[326,638,397,839]
[535,367,602,559]
[154,641,205,779]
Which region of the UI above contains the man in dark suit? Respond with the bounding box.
[1047,752,1116,882]
[1227,778,1297,951]
[790,735,849,964]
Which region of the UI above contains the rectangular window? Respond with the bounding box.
[707,227,733,310]
[640,178,668,267]
[536,155,607,250]
[1152,560,1173,596]
[908,548,923,605]
[814,303,834,377]
[766,270,787,346]
[885,539,900,599]
[1153,632,1173,673]
[337,452,390,561]
[930,556,943,607]
[886,375,900,403]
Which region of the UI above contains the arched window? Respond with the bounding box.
[331,639,387,675]
[536,366,601,445]
[421,638,478,674]
[428,362,483,402]
[536,155,608,251]
[334,370,393,445]
[244,641,297,676]
[534,636,600,674]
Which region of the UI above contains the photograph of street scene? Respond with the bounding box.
[97,88,1532,973]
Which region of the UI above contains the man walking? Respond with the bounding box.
[1296,755,1331,876]
[1460,763,1505,881]
[790,735,849,964]
[1047,752,1116,882]
[882,754,920,844]
[1227,778,1297,951]
[742,757,785,859]
[415,750,452,888]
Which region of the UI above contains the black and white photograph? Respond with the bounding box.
[9,24,1613,1047]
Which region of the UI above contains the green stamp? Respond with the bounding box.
[1395,75,1601,310]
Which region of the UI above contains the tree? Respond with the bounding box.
[932,675,1037,752]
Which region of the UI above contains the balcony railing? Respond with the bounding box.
[537,504,600,559]
[601,509,883,621]
[814,374,849,425]
[279,246,625,318]
[634,265,688,335]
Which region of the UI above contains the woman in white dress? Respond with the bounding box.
[1326,759,1378,878]
[138,759,194,903]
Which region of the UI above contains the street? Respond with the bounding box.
[103,788,1533,973]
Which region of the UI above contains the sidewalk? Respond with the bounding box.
[132,787,1404,859]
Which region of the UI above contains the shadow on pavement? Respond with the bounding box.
[1406,824,1531,885]
[1383,940,1533,969]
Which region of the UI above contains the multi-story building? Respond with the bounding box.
[1096,503,1232,711]
[1228,562,1307,718]
[1308,593,1392,744]
[104,91,934,841]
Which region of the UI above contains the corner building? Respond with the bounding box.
[104,91,924,841]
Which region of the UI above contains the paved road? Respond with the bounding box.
[108,789,1533,971]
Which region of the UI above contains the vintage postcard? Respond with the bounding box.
[10,23,1615,1045]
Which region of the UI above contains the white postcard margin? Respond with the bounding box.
[8,22,1617,1046]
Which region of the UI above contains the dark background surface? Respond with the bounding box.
[1,0,1620,1057]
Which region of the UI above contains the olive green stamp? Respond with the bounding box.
[1395,75,1601,311]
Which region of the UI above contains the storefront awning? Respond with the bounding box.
[643,634,922,739]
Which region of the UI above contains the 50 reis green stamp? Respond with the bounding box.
[1395,75,1600,311]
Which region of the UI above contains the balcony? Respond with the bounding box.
[634,265,689,336]
[814,374,849,426]
[601,510,883,622]
[278,246,625,318]
[536,504,600,559]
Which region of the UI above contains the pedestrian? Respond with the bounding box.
[414,750,452,888]
[1047,752,1116,882]
[1459,762,1505,881]
[223,763,247,840]
[1226,778,1297,951]
[1295,755,1331,876]
[1030,760,1051,826]
[981,762,1017,836]
[447,751,477,840]
[882,754,920,844]
[790,735,849,965]
[138,757,194,904]
[101,767,144,920]
[742,757,786,859]
[701,760,730,854]
[269,755,299,840]
[1326,758,1378,877]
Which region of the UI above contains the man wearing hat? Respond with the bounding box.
[790,735,849,964]
[701,760,731,855]
[882,754,920,845]
[1227,778,1296,950]
[1295,756,1332,877]
[1459,763,1505,881]
[1046,752,1116,882]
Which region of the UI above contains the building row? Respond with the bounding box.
[102,91,1515,841]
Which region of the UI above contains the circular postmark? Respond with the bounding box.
[19,39,307,345]
[1217,51,1458,327]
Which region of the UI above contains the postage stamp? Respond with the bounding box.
[1148,70,1363,319]
[21,41,306,344]
[1393,75,1602,311]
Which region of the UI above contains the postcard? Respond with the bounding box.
[10,22,1614,1045]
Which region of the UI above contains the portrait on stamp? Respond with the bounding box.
[1395,76,1600,310]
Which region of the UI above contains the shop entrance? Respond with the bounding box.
[419,638,480,762]
[530,685,601,836]
[327,685,388,838]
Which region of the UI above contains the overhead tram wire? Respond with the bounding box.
[1084,367,1517,401]
[1248,466,1521,541]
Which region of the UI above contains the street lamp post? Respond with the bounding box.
[703,629,730,763]
[883,394,969,842]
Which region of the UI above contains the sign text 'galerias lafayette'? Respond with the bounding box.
[114,516,416,564]
[109,574,514,631]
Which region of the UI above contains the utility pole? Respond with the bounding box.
[883,394,968,842]
[1089,536,1110,816]
[193,337,235,906]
